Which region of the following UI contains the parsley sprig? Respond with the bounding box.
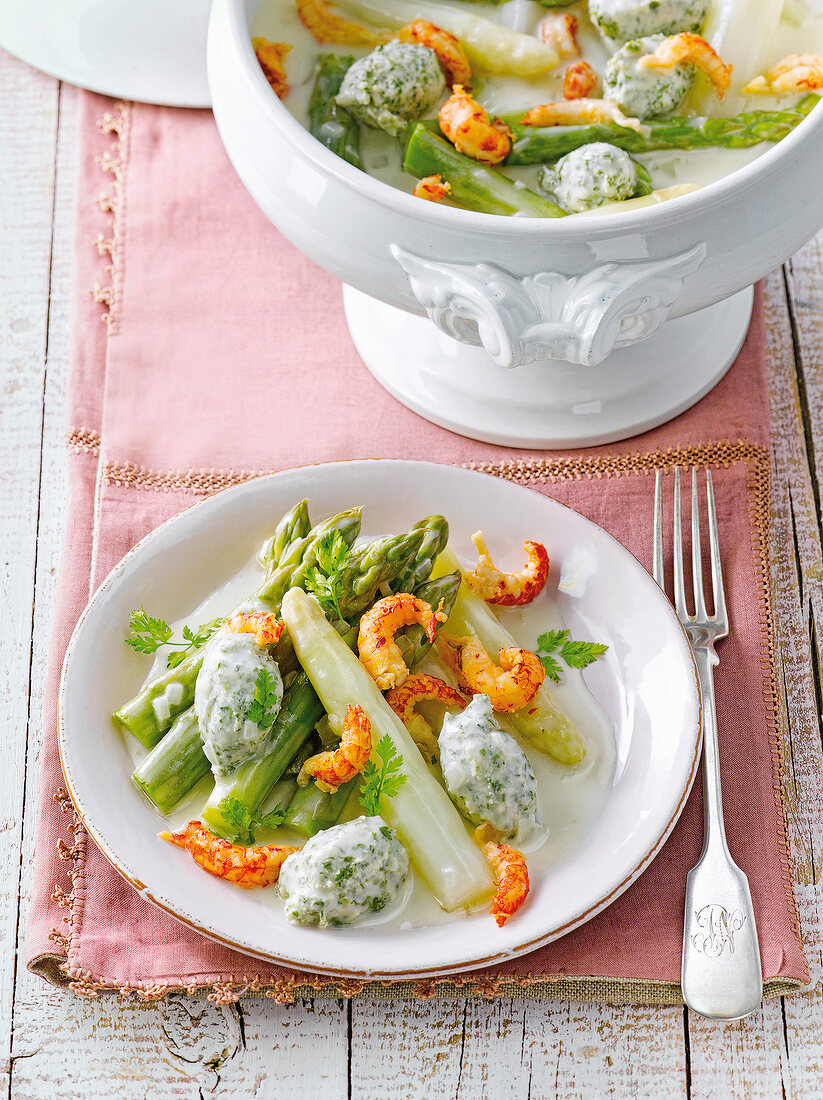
[536,629,608,683]
[305,531,350,622]
[216,795,287,846]
[125,607,223,668]
[359,734,407,816]
[247,668,281,729]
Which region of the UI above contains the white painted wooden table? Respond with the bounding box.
[2,49,823,1098]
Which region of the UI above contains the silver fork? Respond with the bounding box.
[654,467,763,1020]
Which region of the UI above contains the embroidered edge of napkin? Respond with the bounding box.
[32,438,806,1003]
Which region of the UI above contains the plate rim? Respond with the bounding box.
[58,458,702,979]
[0,0,211,108]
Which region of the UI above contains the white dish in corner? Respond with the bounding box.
[59,460,700,979]
[0,0,211,107]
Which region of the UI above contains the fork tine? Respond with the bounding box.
[672,468,689,618]
[653,469,664,587]
[690,468,707,620]
[706,469,727,627]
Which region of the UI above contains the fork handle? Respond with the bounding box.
[681,647,763,1019]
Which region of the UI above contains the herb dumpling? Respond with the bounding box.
[604,36,694,119]
[335,41,446,137]
[278,817,410,927]
[194,633,283,776]
[589,0,709,45]
[438,694,538,843]
[538,143,641,213]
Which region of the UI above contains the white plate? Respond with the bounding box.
[0,0,211,107]
[59,460,701,979]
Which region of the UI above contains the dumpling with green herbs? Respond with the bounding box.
[538,143,644,213]
[438,694,538,844]
[278,817,410,927]
[194,633,283,776]
[604,35,695,119]
[589,0,709,44]
[335,41,446,137]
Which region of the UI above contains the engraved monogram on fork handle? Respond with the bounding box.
[655,469,763,1020]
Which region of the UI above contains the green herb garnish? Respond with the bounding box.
[536,629,608,683]
[359,733,407,816]
[247,667,281,729]
[305,530,350,622]
[125,607,223,668]
[217,795,287,845]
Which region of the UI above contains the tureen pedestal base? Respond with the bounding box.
[343,283,754,449]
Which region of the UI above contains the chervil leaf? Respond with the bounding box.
[305,531,350,623]
[536,627,607,683]
[125,607,223,666]
[560,639,609,669]
[190,618,223,647]
[380,773,407,800]
[216,797,288,845]
[359,735,406,816]
[126,607,173,653]
[536,629,569,654]
[315,530,349,575]
[379,825,393,841]
[218,796,256,845]
[247,667,280,729]
[539,651,563,683]
[257,804,287,830]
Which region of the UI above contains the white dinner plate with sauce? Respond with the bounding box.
[0,0,211,107]
[59,460,701,979]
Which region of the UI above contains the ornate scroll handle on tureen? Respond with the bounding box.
[392,242,708,368]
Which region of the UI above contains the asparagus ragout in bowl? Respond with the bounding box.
[115,503,612,930]
[249,0,823,217]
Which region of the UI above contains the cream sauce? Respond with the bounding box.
[250,0,823,212]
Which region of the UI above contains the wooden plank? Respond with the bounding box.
[11,995,349,1099]
[0,48,60,1091]
[350,997,467,1098]
[767,240,823,1096]
[687,1003,788,1099]
[213,998,348,1098]
[529,1003,687,1100]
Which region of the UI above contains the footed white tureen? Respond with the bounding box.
[208,0,823,447]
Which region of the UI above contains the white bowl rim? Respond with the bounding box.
[215,0,823,236]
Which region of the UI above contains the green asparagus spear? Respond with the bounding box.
[114,508,343,748]
[284,778,357,837]
[503,94,820,165]
[200,672,326,838]
[404,125,567,218]
[199,628,359,837]
[335,529,423,620]
[283,733,321,777]
[390,515,449,593]
[115,510,363,752]
[258,507,362,606]
[396,571,461,667]
[257,499,311,569]
[131,708,210,813]
[309,54,363,170]
[114,650,203,749]
[634,161,653,197]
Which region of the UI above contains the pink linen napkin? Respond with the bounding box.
[25,92,809,1002]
